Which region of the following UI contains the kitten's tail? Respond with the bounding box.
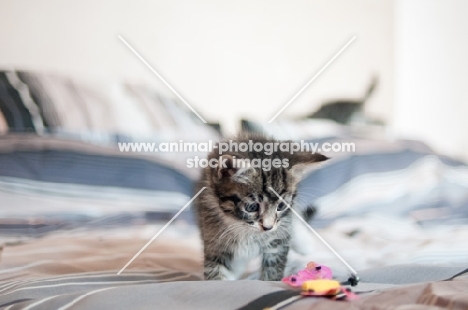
[302,204,317,222]
[363,75,378,102]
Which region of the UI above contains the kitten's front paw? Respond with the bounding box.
[204,269,226,280]
[260,267,283,281]
[204,260,229,280]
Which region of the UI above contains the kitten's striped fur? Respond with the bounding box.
[194,134,328,280]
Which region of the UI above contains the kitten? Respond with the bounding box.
[194,134,328,281]
[308,76,378,124]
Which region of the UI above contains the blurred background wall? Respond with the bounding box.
[394,0,468,162]
[0,0,393,132]
[0,0,467,161]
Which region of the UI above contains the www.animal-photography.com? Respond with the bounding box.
[0,1,467,309]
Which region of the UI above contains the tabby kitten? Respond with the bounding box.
[194,134,328,281]
[308,76,378,124]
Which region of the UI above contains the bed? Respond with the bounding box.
[1,70,468,309]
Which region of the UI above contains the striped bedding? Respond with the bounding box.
[292,137,468,269]
[0,134,195,240]
[1,135,468,269]
[297,137,468,224]
[0,227,467,310]
[0,71,218,142]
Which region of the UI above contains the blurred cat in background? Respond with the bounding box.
[308,76,380,125]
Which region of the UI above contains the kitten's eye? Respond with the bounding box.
[245,202,260,212]
[277,202,287,211]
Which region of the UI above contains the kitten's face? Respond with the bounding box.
[209,135,328,233]
[216,169,295,232]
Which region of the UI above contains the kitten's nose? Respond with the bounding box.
[262,225,273,231]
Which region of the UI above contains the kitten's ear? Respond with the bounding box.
[289,152,329,182]
[216,155,256,184]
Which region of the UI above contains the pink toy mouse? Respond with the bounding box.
[282,262,333,287]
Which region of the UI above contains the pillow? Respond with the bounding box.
[0,71,38,132]
[0,70,220,144]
